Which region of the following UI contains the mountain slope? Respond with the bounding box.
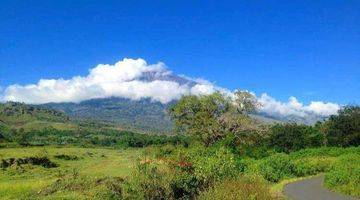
[41,97,174,133]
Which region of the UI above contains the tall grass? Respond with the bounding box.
[198,175,277,200]
[324,153,360,197]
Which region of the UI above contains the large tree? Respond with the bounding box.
[169,91,263,146]
[169,92,231,145]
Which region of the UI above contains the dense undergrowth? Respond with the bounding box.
[324,153,360,197]
[0,145,358,199]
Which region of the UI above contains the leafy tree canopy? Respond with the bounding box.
[325,105,360,147]
[169,91,263,146]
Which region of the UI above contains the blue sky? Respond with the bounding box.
[0,0,359,105]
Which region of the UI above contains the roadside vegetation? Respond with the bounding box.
[0,92,359,199]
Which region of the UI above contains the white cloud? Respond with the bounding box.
[258,93,340,117]
[1,58,216,104]
[304,101,340,116]
[0,57,340,118]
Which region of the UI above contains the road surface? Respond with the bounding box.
[284,175,358,200]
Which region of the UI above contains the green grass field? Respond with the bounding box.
[0,147,143,199]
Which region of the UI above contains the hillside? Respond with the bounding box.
[41,97,174,134]
[0,102,76,131]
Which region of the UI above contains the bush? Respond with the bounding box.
[1,156,57,169]
[54,154,79,160]
[289,147,360,159]
[40,174,131,199]
[154,144,177,159]
[324,153,360,197]
[129,162,174,199]
[292,157,335,177]
[93,177,127,199]
[198,175,275,200]
[191,147,238,186]
[165,146,240,198]
[170,171,200,199]
[258,153,295,182]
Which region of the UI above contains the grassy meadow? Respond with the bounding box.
[0,147,142,199]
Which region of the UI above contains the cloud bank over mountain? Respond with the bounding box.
[1,58,340,118]
[2,58,217,104]
[258,94,340,118]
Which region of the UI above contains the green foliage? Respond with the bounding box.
[258,153,295,182]
[130,163,174,199]
[125,145,242,199]
[169,92,263,146]
[267,123,323,153]
[324,153,360,197]
[1,156,57,169]
[191,147,237,184]
[289,146,360,159]
[40,174,130,199]
[1,145,359,199]
[234,90,260,115]
[1,126,189,148]
[198,175,274,200]
[292,157,334,177]
[325,105,360,147]
[169,92,232,145]
[54,154,80,160]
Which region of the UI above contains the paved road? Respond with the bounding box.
[284,175,358,200]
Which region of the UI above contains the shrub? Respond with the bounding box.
[54,154,79,160]
[93,177,126,199]
[324,153,360,197]
[258,153,295,182]
[40,175,92,195]
[155,144,176,159]
[130,162,174,199]
[289,147,360,159]
[292,157,335,177]
[170,171,200,199]
[191,147,238,186]
[198,175,275,200]
[162,146,240,198]
[0,156,57,169]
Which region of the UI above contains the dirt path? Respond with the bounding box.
[284,175,358,200]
